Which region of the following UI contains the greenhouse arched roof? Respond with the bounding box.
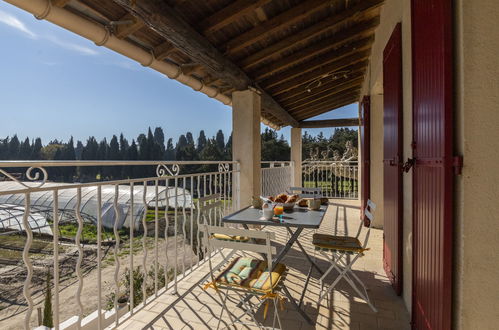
[0,182,192,231]
[0,203,52,235]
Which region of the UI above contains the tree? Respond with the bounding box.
[152,127,165,159]
[75,140,84,160]
[196,130,207,153]
[42,269,53,327]
[8,135,20,159]
[165,138,175,160]
[153,127,165,153]
[137,134,148,160]
[261,128,290,161]
[63,137,76,181]
[81,137,99,180]
[215,130,225,153]
[19,137,31,159]
[108,135,120,160]
[199,138,223,172]
[224,133,232,160]
[186,132,195,148]
[176,134,195,161]
[107,135,121,179]
[0,137,9,160]
[126,140,139,178]
[119,134,129,160]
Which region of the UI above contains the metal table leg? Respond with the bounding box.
[281,284,314,325]
[286,227,324,275]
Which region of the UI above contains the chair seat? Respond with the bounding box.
[214,257,286,293]
[212,233,249,242]
[312,233,365,253]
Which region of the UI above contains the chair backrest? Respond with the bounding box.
[359,199,376,249]
[198,193,223,226]
[287,186,322,198]
[202,225,277,291]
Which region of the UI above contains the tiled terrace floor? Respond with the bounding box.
[115,200,410,329]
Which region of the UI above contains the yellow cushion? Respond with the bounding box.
[212,233,249,242]
[312,233,364,253]
[215,257,286,293]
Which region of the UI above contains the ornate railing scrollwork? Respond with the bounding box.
[0,166,48,188]
[218,162,230,172]
[156,163,180,177]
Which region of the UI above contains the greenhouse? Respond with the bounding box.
[0,182,193,232]
[0,203,52,235]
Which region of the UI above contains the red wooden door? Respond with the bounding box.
[411,0,453,329]
[360,96,370,225]
[383,23,403,295]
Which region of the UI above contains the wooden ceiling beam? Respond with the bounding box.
[269,56,370,96]
[291,91,360,118]
[224,0,332,55]
[276,67,367,102]
[240,0,384,70]
[52,0,71,7]
[253,18,378,81]
[113,0,298,127]
[114,13,144,39]
[113,0,250,88]
[199,0,273,34]
[295,98,359,121]
[154,41,176,61]
[181,63,203,75]
[299,118,359,128]
[260,36,374,89]
[281,76,365,109]
[290,89,360,114]
[288,86,363,113]
[295,97,360,121]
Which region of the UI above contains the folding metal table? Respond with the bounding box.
[222,204,328,324]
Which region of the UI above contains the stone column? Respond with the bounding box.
[290,127,302,187]
[232,90,261,208]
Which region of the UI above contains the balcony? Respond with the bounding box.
[0,161,408,330]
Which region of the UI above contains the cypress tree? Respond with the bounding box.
[196,130,207,153]
[42,269,53,327]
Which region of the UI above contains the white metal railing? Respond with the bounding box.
[302,161,358,199]
[0,161,238,330]
[260,162,293,197]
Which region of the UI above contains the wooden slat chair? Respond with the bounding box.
[199,193,249,242]
[313,199,377,312]
[203,225,287,330]
[287,186,323,198]
[197,194,249,279]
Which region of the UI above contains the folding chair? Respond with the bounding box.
[287,186,323,198]
[313,199,377,312]
[203,225,287,330]
[197,194,246,279]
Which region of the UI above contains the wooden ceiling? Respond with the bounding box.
[61,0,383,127]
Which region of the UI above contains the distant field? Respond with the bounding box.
[303,180,358,195]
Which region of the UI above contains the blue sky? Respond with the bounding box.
[0,2,358,145]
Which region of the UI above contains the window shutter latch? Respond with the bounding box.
[402,158,416,173]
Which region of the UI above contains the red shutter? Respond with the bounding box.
[412,0,454,329]
[383,23,403,295]
[360,96,370,225]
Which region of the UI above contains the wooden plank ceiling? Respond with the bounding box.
[62,0,383,127]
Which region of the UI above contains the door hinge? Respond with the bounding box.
[453,155,463,175]
[402,158,416,173]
